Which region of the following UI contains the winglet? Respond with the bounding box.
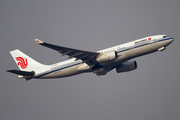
[35,39,44,44]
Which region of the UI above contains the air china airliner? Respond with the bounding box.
[7,35,173,80]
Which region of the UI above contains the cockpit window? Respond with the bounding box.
[163,36,169,38]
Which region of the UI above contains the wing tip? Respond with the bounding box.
[35,39,44,44]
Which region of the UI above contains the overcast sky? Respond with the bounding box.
[1,0,180,120]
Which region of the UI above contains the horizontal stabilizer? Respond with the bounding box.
[7,70,35,76]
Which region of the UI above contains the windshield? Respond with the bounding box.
[163,36,169,38]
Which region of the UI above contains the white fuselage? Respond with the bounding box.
[34,35,173,79]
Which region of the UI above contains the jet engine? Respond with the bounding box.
[116,61,137,73]
[96,51,118,63]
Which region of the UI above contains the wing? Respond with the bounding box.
[35,39,100,66]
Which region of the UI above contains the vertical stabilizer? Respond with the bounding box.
[10,49,49,72]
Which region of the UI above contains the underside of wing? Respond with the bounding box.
[35,39,100,66]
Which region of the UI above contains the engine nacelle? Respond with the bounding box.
[96,51,117,63]
[116,61,137,73]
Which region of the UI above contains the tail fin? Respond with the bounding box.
[8,49,49,80]
[10,49,47,71]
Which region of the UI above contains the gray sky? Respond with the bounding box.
[1,0,180,120]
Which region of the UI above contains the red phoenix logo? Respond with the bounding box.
[15,57,28,69]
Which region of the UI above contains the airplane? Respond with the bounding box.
[7,35,174,80]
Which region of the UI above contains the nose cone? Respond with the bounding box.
[169,37,174,44]
[165,37,174,47]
